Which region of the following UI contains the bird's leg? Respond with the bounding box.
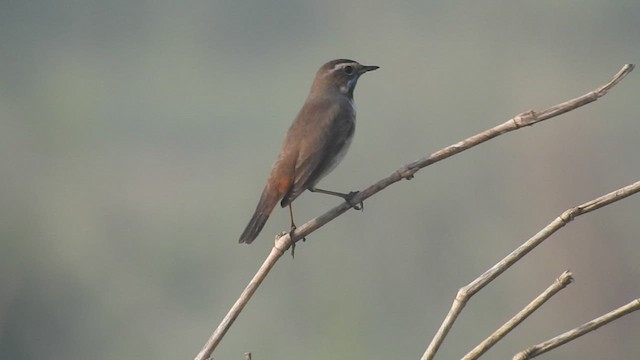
[288,204,306,258]
[309,187,363,211]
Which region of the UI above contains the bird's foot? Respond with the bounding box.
[289,224,306,258]
[345,191,364,211]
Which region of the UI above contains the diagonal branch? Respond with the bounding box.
[421,180,640,360]
[194,64,635,360]
[462,271,574,360]
[513,298,640,359]
[287,63,634,248]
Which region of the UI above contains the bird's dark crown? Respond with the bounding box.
[311,59,378,97]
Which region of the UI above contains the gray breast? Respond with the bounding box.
[310,99,356,186]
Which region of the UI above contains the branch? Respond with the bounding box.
[193,239,288,360]
[513,298,640,359]
[462,271,574,360]
[421,180,640,360]
[194,64,635,360]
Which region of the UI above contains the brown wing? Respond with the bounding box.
[280,97,355,207]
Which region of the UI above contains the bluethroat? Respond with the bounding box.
[239,59,378,244]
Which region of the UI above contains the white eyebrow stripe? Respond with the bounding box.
[331,62,358,72]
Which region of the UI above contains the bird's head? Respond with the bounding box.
[311,59,379,98]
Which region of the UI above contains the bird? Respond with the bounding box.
[239,59,378,244]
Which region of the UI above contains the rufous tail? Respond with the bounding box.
[239,186,280,244]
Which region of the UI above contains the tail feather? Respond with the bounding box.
[239,187,280,244]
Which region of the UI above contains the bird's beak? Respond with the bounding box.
[359,65,380,74]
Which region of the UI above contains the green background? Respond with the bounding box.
[1,1,639,359]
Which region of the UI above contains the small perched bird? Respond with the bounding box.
[239,59,378,244]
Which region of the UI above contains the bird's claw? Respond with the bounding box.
[345,191,364,211]
[289,225,306,258]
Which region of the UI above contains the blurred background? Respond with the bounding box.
[1,1,639,359]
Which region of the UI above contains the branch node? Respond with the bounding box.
[559,208,577,223]
[274,232,291,255]
[513,347,534,360]
[456,287,469,302]
[395,167,416,181]
[556,271,574,286]
[513,110,537,128]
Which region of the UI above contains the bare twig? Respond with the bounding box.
[193,234,291,360]
[462,271,574,360]
[421,180,640,360]
[194,64,635,360]
[513,298,640,360]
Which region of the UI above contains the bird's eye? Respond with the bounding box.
[343,65,354,75]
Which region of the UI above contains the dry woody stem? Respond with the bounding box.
[421,181,640,360]
[462,271,574,360]
[513,298,640,360]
